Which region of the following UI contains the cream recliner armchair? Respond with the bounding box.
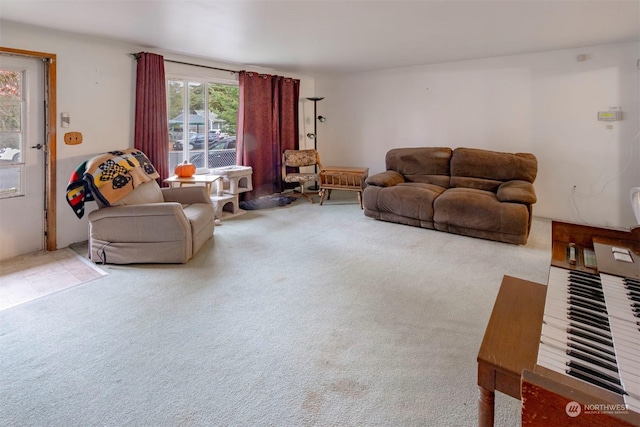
[88,180,215,264]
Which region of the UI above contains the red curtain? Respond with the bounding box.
[134,52,170,183]
[236,71,300,200]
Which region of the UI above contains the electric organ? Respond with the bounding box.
[478,221,640,426]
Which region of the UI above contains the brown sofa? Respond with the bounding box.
[363,147,538,244]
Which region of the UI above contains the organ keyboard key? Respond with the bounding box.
[512,222,640,426]
[538,266,640,414]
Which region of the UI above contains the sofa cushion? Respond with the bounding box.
[88,202,189,242]
[386,147,452,188]
[450,148,537,190]
[433,187,530,237]
[372,182,446,222]
[111,180,164,206]
[449,176,503,192]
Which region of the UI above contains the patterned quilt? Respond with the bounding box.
[66,149,159,219]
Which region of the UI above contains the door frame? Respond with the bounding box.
[0,47,57,251]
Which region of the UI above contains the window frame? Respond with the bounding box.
[166,71,239,172]
[0,67,26,199]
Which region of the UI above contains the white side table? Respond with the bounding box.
[164,174,223,195]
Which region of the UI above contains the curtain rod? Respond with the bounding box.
[131,53,238,74]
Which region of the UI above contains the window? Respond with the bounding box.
[0,69,24,198]
[167,79,238,172]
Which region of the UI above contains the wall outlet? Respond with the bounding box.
[64,132,83,145]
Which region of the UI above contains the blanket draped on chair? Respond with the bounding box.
[66,149,159,218]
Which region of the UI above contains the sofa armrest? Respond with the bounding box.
[161,186,212,205]
[365,170,405,187]
[497,180,537,204]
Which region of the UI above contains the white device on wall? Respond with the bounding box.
[631,187,640,224]
[597,111,623,121]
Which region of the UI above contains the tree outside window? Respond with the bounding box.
[167,79,238,171]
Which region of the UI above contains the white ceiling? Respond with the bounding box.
[1,1,639,74]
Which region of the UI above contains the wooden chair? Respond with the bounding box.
[282,149,322,203]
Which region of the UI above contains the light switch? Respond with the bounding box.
[61,112,70,128]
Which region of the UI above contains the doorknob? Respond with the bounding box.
[31,144,43,150]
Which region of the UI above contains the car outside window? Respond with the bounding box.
[167,79,238,172]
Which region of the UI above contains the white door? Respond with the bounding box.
[0,55,45,260]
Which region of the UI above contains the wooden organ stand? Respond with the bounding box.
[478,221,640,427]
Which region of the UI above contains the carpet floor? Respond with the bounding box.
[0,192,552,426]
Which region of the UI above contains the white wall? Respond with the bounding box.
[1,19,637,246]
[0,21,315,249]
[316,43,640,228]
